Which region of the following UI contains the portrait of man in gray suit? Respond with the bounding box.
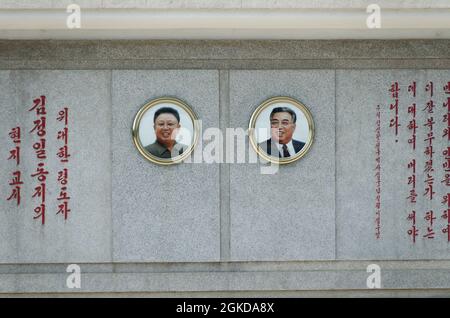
[258,106,305,158]
[145,107,188,159]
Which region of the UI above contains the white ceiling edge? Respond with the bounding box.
[1,0,450,10]
[0,8,449,40]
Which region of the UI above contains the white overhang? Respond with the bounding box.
[0,7,449,39]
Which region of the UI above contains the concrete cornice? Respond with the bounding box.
[0,6,449,39]
[1,1,450,10]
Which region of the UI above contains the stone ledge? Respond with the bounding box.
[2,59,450,70]
[1,40,450,61]
[1,268,450,293]
[3,289,450,297]
[1,261,450,293]
[2,260,450,273]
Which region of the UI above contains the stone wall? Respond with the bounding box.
[0,40,450,296]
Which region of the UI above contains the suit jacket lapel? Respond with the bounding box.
[267,139,281,158]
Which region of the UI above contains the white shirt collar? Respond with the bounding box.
[274,140,295,157]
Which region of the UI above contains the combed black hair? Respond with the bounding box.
[154,107,180,123]
[270,107,297,123]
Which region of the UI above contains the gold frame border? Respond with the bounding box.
[248,96,315,164]
[132,97,200,165]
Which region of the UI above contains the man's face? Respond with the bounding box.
[270,111,296,144]
[154,113,180,145]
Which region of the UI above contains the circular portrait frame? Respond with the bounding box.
[132,97,200,165]
[248,96,315,164]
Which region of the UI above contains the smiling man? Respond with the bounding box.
[259,106,305,158]
[145,107,188,159]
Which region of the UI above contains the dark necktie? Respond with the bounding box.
[282,144,290,158]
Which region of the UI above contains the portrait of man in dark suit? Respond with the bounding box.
[145,107,188,159]
[258,106,305,158]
